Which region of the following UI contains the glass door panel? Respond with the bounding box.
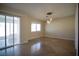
[6,16,13,47]
[0,15,5,49]
[0,14,20,50]
[14,17,20,45]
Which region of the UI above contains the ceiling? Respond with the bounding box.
[1,3,76,20]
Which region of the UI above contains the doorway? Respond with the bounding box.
[0,14,20,49]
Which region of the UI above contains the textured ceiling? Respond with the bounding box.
[1,3,76,20]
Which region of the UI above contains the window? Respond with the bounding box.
[37,24,41,31]
[31,23,37,32]
[31,23,41,32]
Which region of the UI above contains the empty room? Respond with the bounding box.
[0,3,78,56]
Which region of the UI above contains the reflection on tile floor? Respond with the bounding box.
[0,37,76,56]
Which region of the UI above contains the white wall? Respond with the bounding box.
[45,16,75,40]
[0,6,45,44]
[20,16,44,44]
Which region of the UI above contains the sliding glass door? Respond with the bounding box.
[0,14,20,49]
[6,16,14,47]
[14,17,20,45]
[0,15,5,49]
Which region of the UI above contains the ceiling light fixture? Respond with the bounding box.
[46,12,53,24]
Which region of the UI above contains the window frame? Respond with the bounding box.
[31,23,41,32]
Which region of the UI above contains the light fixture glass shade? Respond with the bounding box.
[47,20,50,24]
[47,18,52,24]
[50,18,52,22]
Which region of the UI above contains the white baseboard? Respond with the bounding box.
[20,40,28,45]
[45,35,74,40]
